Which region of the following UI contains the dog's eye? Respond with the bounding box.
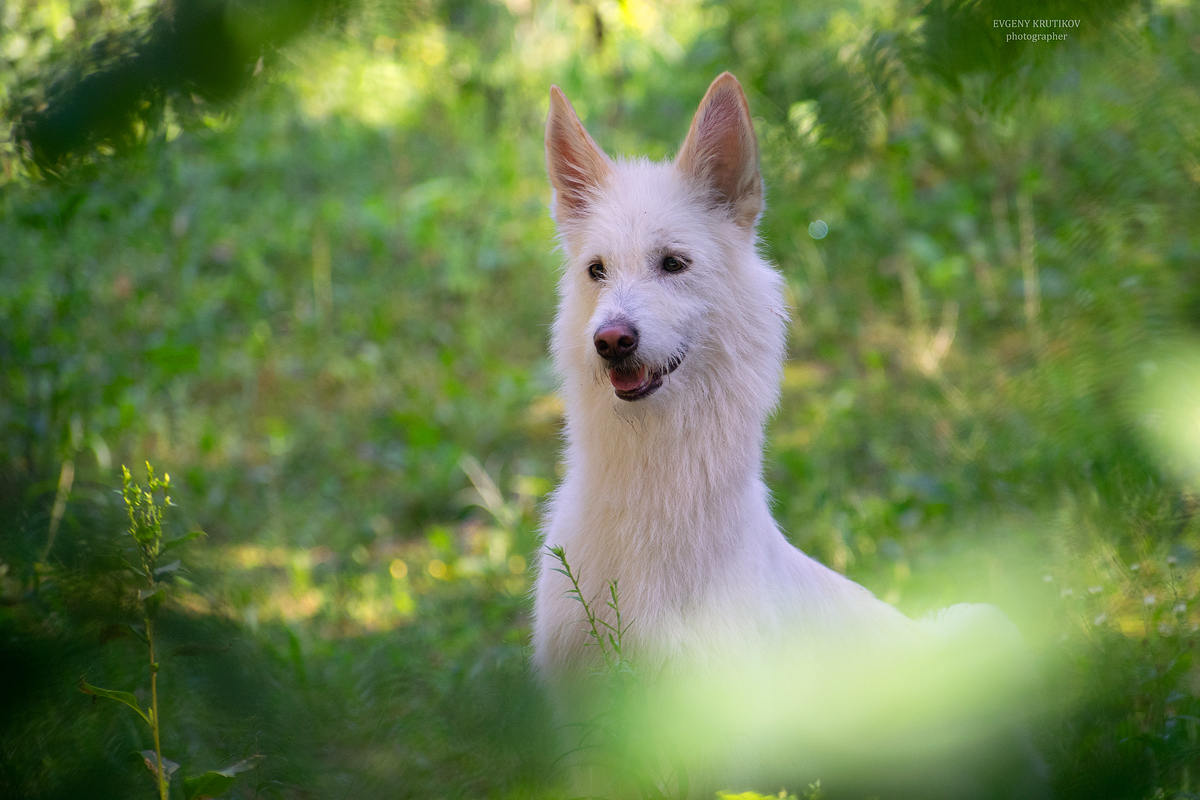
[661,255,687,274]
[587,261,605,281]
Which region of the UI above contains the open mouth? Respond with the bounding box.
[608,352,685,401]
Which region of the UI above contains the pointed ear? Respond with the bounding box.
[546,86,613,224]
[675,73,762,231]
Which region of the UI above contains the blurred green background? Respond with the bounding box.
[3,0,1200,797]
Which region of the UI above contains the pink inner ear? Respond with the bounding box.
[546,90,611,221]
[703,99,750,190]
[677,75,762,229]
[551,135,596,193]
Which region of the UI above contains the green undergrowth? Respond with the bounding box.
[3,0,1200,798]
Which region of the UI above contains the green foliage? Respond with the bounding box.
[719,787,822,800]
[82,462,257,800]
[122,462,172,554]
[182,757,261,800]
[7,0,343,171]
[79,681,151,725]
[1,0,1199,798]
[915,0,1143,104]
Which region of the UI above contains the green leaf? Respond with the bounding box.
[119,558,149,577]
[139,586,166,617]
[137,750,180,780]
[183,757,262,800]
[79,680,149,724]
[183,770,235,800]
[162,530,206,553]
[154,559,183,576]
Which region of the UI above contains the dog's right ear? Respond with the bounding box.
[546,86,612,224]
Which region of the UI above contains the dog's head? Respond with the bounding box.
[546,73,786,420]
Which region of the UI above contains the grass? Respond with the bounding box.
[2,0,1200,797]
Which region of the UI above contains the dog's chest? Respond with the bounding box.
[537,488,781,673]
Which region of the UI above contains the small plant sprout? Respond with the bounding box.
[547,547,688,797]
[547,545,633,685]
[79,463,259,799]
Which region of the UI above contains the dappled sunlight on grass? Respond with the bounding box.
[189,529,533,636]
[176,460,543,637]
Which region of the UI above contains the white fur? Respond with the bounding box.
[531,75,1032,793]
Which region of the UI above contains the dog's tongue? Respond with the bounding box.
[610,366,648,392]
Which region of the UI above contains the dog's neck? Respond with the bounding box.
[549,383,778,641]
[558,365,775,563]
[569,392,764,493]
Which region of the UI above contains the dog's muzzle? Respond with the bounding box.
[607,351,685,401]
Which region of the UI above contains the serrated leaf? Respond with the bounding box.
[162,530,206,553]
[79,680,149,724]
[137,750,180,780]
[154,559,183,576]
[184,756,262,800]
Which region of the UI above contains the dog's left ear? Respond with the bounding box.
[676,73,762,232]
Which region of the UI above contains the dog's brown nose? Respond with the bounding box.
[594,322,638,361]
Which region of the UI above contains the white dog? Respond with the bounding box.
[532,73,1043,798]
